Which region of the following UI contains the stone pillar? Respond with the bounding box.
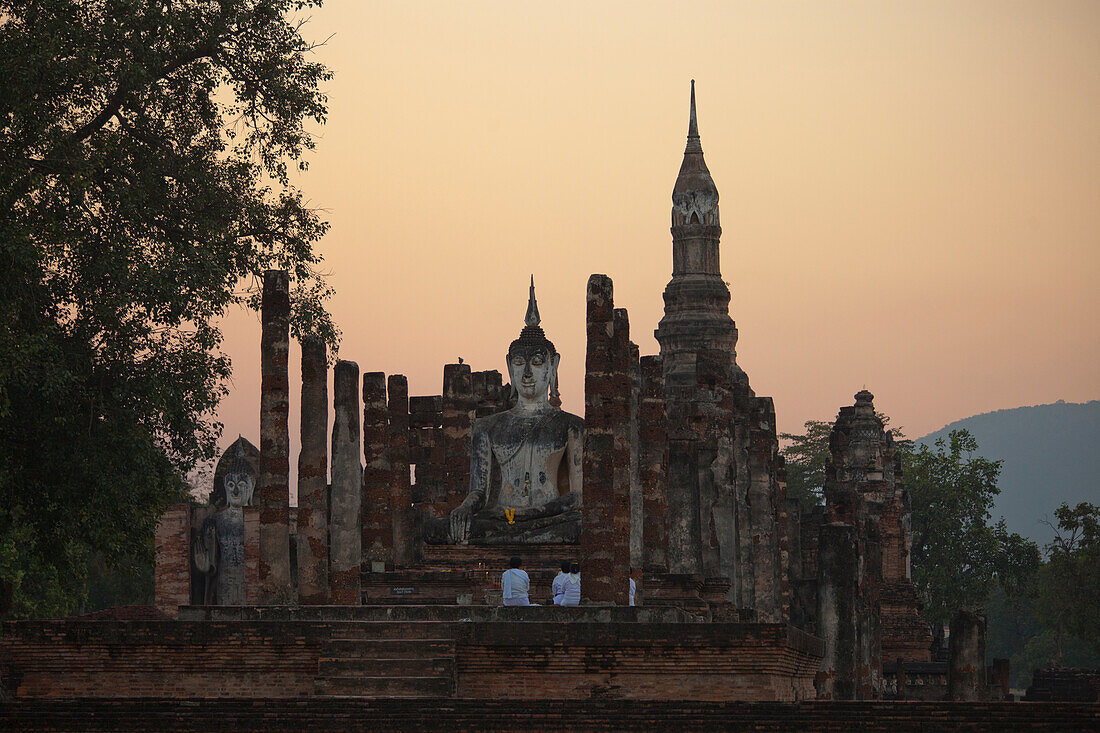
[442,363,474,514]
[581,274,620,604]
[296,336,329,605]
[949,608,987,701]
[244,506,260,604]
[816,522,858,700]
[628,343,643,570]
[388,374,416,567]
[154,505,190,618]
[639,355,669,573]
[609,309,633,605]
[330,360,363,604]
[362,372,393,568]
[258,269,292,604]
[751,398,783,621]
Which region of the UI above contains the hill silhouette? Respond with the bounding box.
[917,400,1099,547]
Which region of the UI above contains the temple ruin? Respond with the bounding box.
[3,84,1016,708]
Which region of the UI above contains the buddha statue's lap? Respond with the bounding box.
[423,278,584,545]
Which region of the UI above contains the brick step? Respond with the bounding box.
[318,657,454,678]
[323,638,455,657]
[4,700,1100,732]
[314,675,454,698]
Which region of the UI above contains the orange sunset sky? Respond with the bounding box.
[213,1,1099,497]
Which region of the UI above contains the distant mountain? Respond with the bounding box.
[917,401,1099,547]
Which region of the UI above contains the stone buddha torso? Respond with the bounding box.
[478,406,584,510]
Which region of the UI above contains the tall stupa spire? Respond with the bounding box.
[656,80,744,386]
[672,80,719,231]
[686,79,701,152]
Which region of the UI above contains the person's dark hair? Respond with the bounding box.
[509,556,522,569]
[560,560,571,572]
[569,562,580,574]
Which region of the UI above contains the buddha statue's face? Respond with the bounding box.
[224,472,255,508]
[508,348,559,405]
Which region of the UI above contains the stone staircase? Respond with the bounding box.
[314,635,456,698]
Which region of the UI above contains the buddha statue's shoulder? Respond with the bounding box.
[559,409,584,434]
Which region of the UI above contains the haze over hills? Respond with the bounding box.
[916,400,1100,547]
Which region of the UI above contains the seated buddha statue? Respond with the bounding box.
[445,278,584,544]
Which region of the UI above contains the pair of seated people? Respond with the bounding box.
[551,561,581,606]
[500,557,578,607]
[500,558,636,607]
[500,557,579,607]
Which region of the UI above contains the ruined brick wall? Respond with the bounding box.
[814,390,932,699]
[153,505,190,619]
[580,276,632,605]
[0,620,821,703]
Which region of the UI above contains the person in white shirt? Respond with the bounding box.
[557,562,581,606]
[551,560,570,604]
[501,556,531,606]
[629,576,636,607]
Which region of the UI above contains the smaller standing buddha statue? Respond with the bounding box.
[193,440,256,604]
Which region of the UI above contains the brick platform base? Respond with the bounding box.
[1,699,1096,732]
[2,617,820,702]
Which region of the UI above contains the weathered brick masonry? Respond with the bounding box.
[258,270,292,604]
[1,619,821,702]
[296,336,329,605]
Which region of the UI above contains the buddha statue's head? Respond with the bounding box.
[507,277,560,407]
[222,446,255,508]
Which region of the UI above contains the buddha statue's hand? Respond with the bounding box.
[449,497,477,543]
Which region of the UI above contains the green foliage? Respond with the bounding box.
[779,420,832,511]
[902,430,1039,625]
[1035,502,1100,659]
[0,0,337,617]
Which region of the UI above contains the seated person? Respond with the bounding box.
[551,560,570,603]
[501,556,531,607]
[556,562,581,606]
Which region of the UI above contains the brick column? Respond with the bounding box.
[154,505,191,618]
[362,372,393,568]
[639,355,669,573]
[816,522,858,700]
[610,308,633,605]
[258,269,292,604]
[442,363,474,514]
[949,608,987,701]
[244,506,260,604]
[330,360,363,604]
[388,374,416,567]
[580,275,629,605]
[296,335,329,605]
[628,342,642,571]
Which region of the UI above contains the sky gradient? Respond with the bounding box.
[211,1,1099,498]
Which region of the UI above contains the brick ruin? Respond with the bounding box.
[3,85,1034,711]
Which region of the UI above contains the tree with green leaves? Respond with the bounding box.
[0,0,337,617]
[779,419,832,511]
[902,430,1042,624]
[1035,502,1100,660]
